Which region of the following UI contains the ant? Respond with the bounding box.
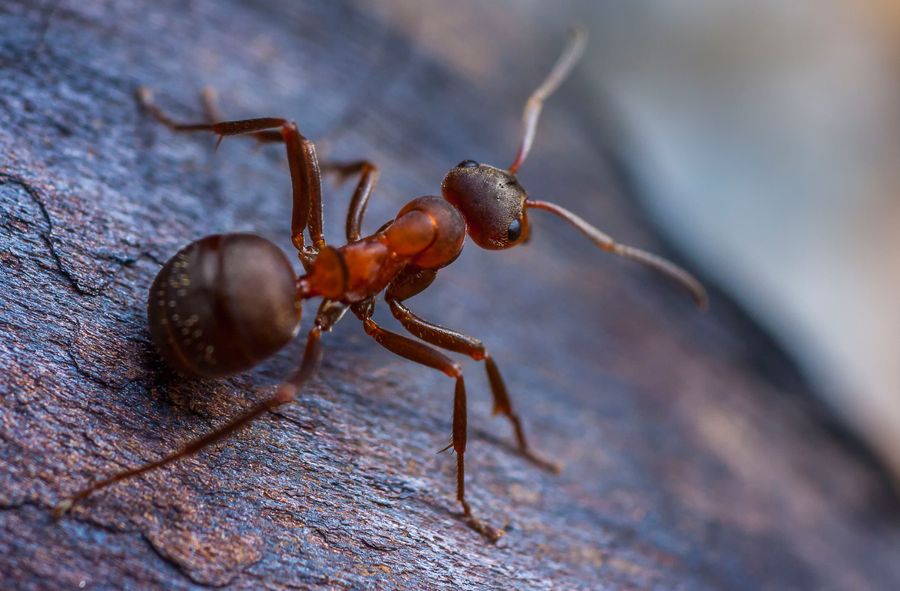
[55,28,706,541]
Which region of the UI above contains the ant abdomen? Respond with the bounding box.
[147,233,302,378]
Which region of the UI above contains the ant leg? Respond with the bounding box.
[54,300,344,518]
[138,90,383,254]
[355,310,502,542]
[138,87,281,144]
[136,88,324,266]
[320,161,380,242]
[385,268,559,473]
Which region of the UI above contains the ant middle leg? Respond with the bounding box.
[353,307,502,542]
[385,268,559,473]
[136,88,324,267]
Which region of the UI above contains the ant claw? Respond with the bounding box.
[52,498,73,519]
[460,502,504,542]
[523,450,562,474]
[467,517,505,543]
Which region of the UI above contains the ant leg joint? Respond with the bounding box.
[291,233,305,251]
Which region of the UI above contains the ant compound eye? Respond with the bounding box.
[457,160,479,168]
[507,218,523,242]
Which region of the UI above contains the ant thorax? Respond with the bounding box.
[304,196,465,303]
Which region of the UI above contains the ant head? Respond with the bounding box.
[441,28,706,307]
[441,160,529,250]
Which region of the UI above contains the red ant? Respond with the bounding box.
[55,28,706,541]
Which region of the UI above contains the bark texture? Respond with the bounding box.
[1,1,899,589]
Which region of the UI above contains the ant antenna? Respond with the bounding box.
[525,199,709,309]
[509,27,587,174]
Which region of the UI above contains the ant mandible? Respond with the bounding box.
[55,28,706,541]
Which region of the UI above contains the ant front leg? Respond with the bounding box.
[351,304,503,542]
[385,268,559,473]
[136,88,325,268]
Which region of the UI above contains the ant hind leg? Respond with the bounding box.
[54,319,328,518]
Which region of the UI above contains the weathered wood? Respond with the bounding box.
[1,1,899,589]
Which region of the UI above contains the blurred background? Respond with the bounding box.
[371,0,900,480]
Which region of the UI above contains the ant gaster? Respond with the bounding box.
[55,28,707,541]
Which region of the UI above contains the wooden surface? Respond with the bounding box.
[1,1,899,589]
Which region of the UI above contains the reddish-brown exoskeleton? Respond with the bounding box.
[55,29,706,540]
